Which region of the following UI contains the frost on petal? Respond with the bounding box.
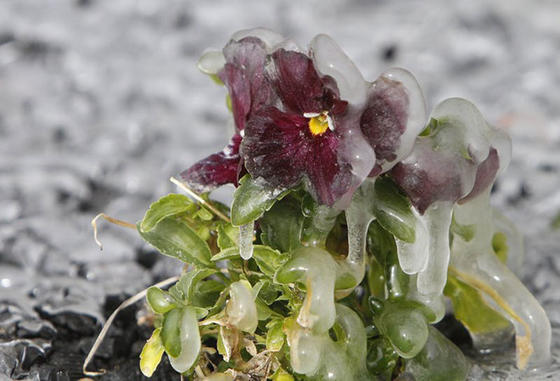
[242,107,308,189]
[222,37,272,131]
[180,134,242,193]
[360,76,409,168]
[310,34,368,106]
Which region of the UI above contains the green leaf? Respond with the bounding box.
[176,268,218,305]
[217,223,238,250]
[138,218,213,266]
[444,275,511,335]
[161,308,183,357]
[231,175,281,226]
[211,246,240,262]
[404,326,469,381]
[491,232,508,264]
[192,280,226,308]
[266,319,285,352]
[252,245,288,278]
[254,280,280,305]
[140,194,195,232]
[259,198,303,252]
[140,328,165,377]
[147,287,177,314]
[371,177,416,243]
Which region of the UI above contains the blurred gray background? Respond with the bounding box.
[0,0,559,379]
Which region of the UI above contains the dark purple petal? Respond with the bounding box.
[459,147,499,203]
[360,77,409,166]
[221,37,272,131]
[180,134,242,193]
[270,49,346,115]
[390,140,475,214]
[241,107,308,188]
[303,130,353,206]
[242,107,352,206]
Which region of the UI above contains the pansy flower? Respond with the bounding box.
[242,36,426,206]
[390,98,511,214]
[241,46,356,206]
[180,29,287,193]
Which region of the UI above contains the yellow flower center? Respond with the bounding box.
[308,113,330,136]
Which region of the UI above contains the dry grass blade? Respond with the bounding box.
[91,213,136,250]
[82,276,180,377]
[170,176,231,223]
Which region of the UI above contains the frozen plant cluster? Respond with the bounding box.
[116,29,551,380]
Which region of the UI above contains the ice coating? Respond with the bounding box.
[168,307,202,373]
[197,50,226,76]
[378,68,427,173]
[395,207,429,275]
[337,113,376,206]
[309,34,368,107]
[238,222,254,260]
[282,247,337,333]
[288,304,369,380]
[232,27,299,52]
[451,190,551,369]
[492,208,525,277]
[416,202,453,296]
[227,281,258,333]
[289,326,322,375]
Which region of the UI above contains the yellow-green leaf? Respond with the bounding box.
[444,275,511,335]
[140,328,164,377]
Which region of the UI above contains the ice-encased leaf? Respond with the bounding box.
[403,326,469,381]
[444,275,513,350]
[375,300,429,359]
[161,308,183,357]
[231,175,281,226]
[167,307,201,373]
[371,177,416,243]
[227,280,258,333]
[275,247,337,333]
[137,218,213,267]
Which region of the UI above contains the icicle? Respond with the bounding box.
[492,208,524,277]
[168,307,201,373]
[345,181,375,280]
[238,222,254,259]
[416,202,453,296]
[451,190,551,369]
[395,209,430,275]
